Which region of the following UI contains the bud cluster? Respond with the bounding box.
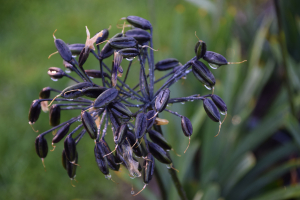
[29,16,245,194]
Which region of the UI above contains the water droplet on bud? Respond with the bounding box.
[208,63,219,69]
[204,85,212,90]
[126,57,134,61]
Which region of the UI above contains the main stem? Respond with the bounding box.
[154,125,188,200]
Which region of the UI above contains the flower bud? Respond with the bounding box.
[148,141,172,164]
[155,58,180,71]
[39,87,51,99]
[95,29,109,45]
[94,141,109,175]
[109,37,138,49]
[93,88,119,108]
[211,94,227,114]
[35,135,48,159]
[81,110,97,140]
[143,153,155,184]
[203,98,220,122]
[135,113,147,139]
[191,60,215,89]
[195,40,207,60]
[203,51,227,67]
[64,135,76,162]
[29,100,41,125]
[125,28,151,44]
[52,123,70,144]
[155,88,170,113]
[67,43,85,55]
[66,151,78,180]
[181,116,193,137]
[49,104,61,127]
[148,129,172,150]
[55,38,72,62]
[126,16,152,30]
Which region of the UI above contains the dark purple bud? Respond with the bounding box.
[110,102,132,117]
[140,135,149,157]
[49,104,61,127]
[55,38,72,62]
[100,42,114,59]
[100,138,119,171]
[146,110,156,131]
[126,16,152,30]
[78,47,90,67]
[211,94,227,114]
[135,113,147,139]
[191,60,215,89]
[148,129,172,150]
[155,88,170,113]
[203,98,220,122]
[195,40,207,60]
[39,87,51,99]
[203,51,227,67]
[148,141,172,164]
[81,110,97,140]
[109,37,138,50]
[64,135,76,162]
[60,82,92,99]
[66,151,78,180]
[143,153,155,184]
[94,142,109,175]
[118,48,139,58]
[29,100,41,125]
[125,28,151,44]
[181,116,193,137]
[81,87,107,98]
[155,58,180,71]
[52,123,70,144]
[35,135,48,159]
[67,43,85,55]
[85,70,110,79]
[93,88,119,108]
[96,29,109,44]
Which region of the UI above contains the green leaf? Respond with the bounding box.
[223,152,256,195]
[226,142,297,198]
[234,16,273,114]
[285,114,300,149]
[219,108,287,185]
[250,185,300,200]
[237,158,300,200]
[193,183,220,200]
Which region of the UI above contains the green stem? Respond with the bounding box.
[154,166,168,200]
[274,0,297,117]
[154,124,188,200]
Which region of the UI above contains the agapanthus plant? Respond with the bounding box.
[29,16,245,198]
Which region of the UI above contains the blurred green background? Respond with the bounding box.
[1,0,300,199]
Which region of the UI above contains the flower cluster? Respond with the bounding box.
[29,16,244,195]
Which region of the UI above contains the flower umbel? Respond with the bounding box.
[29,16,245,195]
